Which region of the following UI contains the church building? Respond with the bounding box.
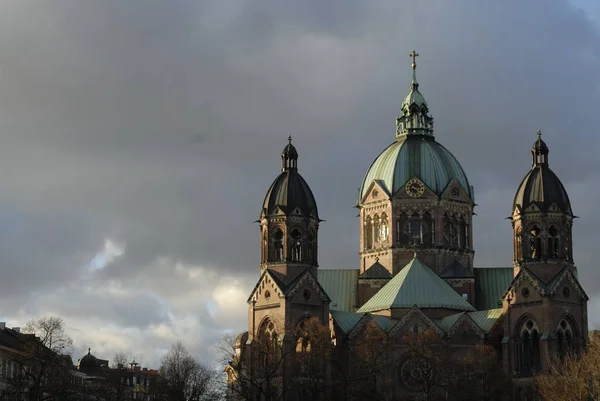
[227,52,588,401]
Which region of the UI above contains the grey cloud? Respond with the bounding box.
[0,0,598,367]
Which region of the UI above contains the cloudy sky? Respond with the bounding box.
[0,0,599,368]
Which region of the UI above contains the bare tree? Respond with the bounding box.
[400,329,446,401]
[293,317,333,401]
[221,330,290,401]
[451,344,511,401]
[112,352,129,369]
[537,332,600,401]
[0,316,80,401]
[155,341,221,401]
[341,321,391,401]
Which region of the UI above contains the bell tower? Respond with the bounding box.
[358,51,475,285]
[511,131,574,277]
[259,136,320,280]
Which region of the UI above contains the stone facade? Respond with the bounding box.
[228,60,589,401]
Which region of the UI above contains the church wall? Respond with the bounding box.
[357,280,387,307]
[444,279,475,306]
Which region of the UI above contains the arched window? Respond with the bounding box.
[380,213,389,242]
[517,319,541,374]
[397,213,408,244]
[529,226,541,260]
[373,215,381,244]
[365,216,373,250]
[422,212,433,245]
[564,224,572,260]
[259,319,279,368]
[404,212,422,245]
[443,215,458,247]
[272,229,284,261]
[290,229,302,261]
[557,319,575,358]
[459,217,467,249]
[262,229,268,263]
[296,321,311,353]
[548,226,559,258]
[515,228,523,261]
[306,231,314,262]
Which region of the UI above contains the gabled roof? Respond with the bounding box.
[286,268,331,303]
[359,260,392,279]
[474,267,513,310]
[330,310,364,334]
[248,268,330,303]
[357,256,475,313]
[318,269,358,312]
[441,260,473,278]
[467,309,503,333]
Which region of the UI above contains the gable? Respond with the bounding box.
[392,175,436,199]
[361,180,392,204]
[548,269,588,302]
[502,269,544,304]
[388,307,443,339]
[440,178,471,203]
[286,269,331,303]
[248,271,285,305]
[445,314,484,340]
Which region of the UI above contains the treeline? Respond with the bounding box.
[0,317,223,401]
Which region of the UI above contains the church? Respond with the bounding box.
[227,52,588,401]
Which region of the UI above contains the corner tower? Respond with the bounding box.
[259,136,320,280]
[357,52,475,303]
[511,131,574,277]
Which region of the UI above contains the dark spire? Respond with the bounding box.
[281,135,298,171]
[531,130,549,167]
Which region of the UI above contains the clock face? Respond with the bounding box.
[405,179,425,198]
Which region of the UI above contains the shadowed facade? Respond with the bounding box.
[227,53,588,401]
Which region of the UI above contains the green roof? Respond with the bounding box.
[359,136,473,202]
[437,312,466,331]
[474,268,513,310]
[468,309,503,333]
[330,310,364,334]
[357,256,475,313]
[318,269,359,312]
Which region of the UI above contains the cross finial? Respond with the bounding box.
[537,130,542,139]
[410,50,419,70]
[288,135,292,144]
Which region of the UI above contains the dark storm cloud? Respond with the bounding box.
[0,0,598,365]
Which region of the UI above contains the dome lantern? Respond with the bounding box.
[281,135,298,172]
[396,50,434,138]
[531,130,549,167]
[514,132,571,215]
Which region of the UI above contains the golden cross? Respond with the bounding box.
[410,50,419,70]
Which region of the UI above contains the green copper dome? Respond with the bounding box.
[359,57,472,202]
[360,136,473,201]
